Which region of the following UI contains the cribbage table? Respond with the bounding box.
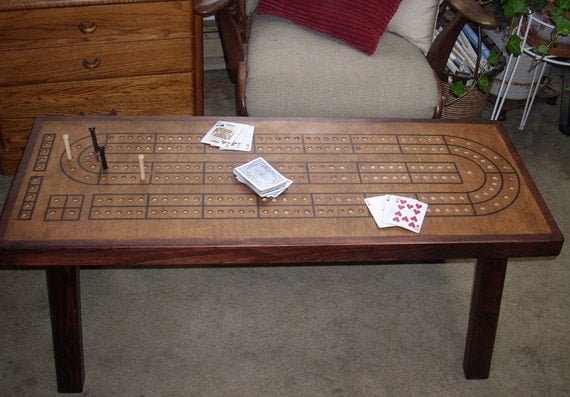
[0,116,563,393]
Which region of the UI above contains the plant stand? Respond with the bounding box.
[490,13,570,129]
[488,78,559,121]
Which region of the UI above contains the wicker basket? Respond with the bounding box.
[441,81,489,120]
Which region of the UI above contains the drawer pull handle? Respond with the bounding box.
[78,21,97,34]
[82,57,101,69]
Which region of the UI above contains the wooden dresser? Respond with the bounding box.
[0,0,203,175]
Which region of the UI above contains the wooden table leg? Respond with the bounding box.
[46,266,85,393]
[463,258,508,379]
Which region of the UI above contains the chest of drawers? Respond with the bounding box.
[0,0,203,174]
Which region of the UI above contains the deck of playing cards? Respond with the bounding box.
[233,157,293,197]
[201,120,254,151]
[365,195,428,233]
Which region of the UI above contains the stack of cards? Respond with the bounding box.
[365,195,428,233]
[201,120,254,151]
[233,157,293,197]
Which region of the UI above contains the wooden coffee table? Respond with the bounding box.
[0,116,563,393]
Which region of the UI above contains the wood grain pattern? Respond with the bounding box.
[1,39,193,85]
[463,258,508,379]
[0,0,203,175]
[0,1,192,50]
[0,73,197,157]
[0,116,563,266]
[46,266,84,393]
[1,0,176,11]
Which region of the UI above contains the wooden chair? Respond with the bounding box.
[195,0,497,118]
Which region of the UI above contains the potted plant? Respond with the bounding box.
[448,0,570,100]
[498,0,570,56]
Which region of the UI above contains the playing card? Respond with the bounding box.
[234,157,292,197]
[384,195,428,233]
[260,179,293,197]
[235,157,282,191]
[220,125,254,151]
[364,195,393,228]
[201,121,250,148]
[366,194,428,233]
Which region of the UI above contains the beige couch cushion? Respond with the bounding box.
[246,0,259,15]
[245,14,439,118]
[386,0,440,54]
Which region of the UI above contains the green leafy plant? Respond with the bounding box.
[450,48,501,97]
[497,0,570,55]
[451,0,570,98]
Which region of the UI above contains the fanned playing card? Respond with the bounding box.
[220,125,254,151]
[366,195,428,233]
[201,121,243,147]
[385,195,428,233]
[201,121,254,151]
[364,195,394,228]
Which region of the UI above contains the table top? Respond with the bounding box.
[0,116,563,266]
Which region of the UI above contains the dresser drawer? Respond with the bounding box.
[0,150,21,175]
[0,38,193,86]
[0,1,193,50]
[0,118,36,153]
[0,0,202,176]
[0,73,197,151]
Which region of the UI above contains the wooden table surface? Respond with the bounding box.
[0,116,562,264]
[0,116,564,392]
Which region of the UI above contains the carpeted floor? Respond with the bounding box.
[0,69,568,396]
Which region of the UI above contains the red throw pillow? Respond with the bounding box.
[255,0,403,55]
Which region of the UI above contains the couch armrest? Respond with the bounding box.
[194,0,233,16]
[448,0,497,27]
[194,0,247,84]
[427,0,498,80]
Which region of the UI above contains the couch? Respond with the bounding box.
[195,0,497,118]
